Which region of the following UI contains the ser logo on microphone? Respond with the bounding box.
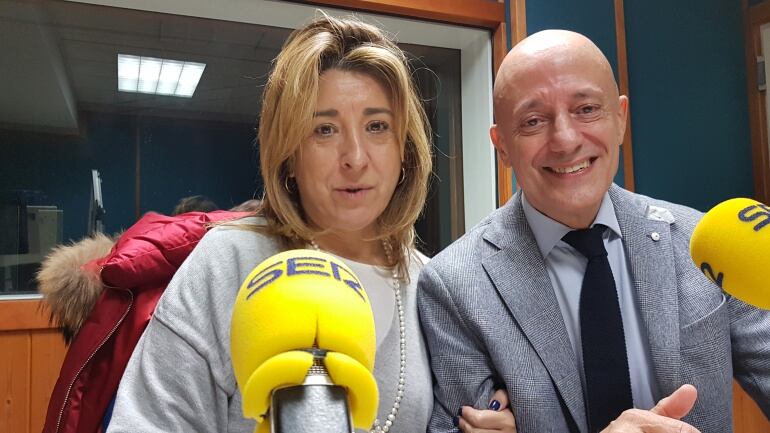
[738,204,770,232]
[699,262,724,288]
[244,255,365,301]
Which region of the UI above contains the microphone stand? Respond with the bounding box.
[270,350,353,433]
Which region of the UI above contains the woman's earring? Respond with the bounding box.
[397,166,406,186]
[284,175,294,193]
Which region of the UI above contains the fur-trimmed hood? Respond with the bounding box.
[37,233,115,343]
[37,210,253,344]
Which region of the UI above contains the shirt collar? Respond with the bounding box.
[521,190,622,258]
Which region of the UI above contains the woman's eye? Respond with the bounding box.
[315,124,336,136]
[367,121,389,133]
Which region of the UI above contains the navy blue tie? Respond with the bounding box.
[563,225,633,433]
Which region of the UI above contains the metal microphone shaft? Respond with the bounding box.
[270,357,352,433]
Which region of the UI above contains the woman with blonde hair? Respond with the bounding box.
[107,13,513,433]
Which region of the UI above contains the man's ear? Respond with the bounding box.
[617,95,629,143]
[490,124,512,167]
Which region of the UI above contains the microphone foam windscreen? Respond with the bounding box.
[230,249,378,425]
[690,197,770,309]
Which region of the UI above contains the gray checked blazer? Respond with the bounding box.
[417,184,770,433]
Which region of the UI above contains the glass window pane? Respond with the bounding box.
[1,0,476,295]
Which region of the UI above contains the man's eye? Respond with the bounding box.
[522,117,542,129]
[367,121,389,133]
[517,114,548,134]
[578,105,599,115]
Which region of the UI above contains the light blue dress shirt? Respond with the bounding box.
[521,191,658,410]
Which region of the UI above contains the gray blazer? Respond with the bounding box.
[417,185,770,433]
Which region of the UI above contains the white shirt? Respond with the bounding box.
[343,259,395,348]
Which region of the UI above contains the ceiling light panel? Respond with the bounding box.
[117,54,205,98]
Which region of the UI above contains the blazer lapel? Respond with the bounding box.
[610,186,682,398]
[482,195,588,433]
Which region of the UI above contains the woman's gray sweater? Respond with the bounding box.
[106,220,433,433]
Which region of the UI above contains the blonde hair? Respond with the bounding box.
[254,13,432,279]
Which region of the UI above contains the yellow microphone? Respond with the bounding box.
[230,249,378,433]
[690,198,770,309]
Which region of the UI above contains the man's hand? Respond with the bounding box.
[600,384,700,432]
[456,389,517,433]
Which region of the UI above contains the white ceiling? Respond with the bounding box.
[0,0,291,132]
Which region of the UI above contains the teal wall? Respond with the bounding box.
[525,0,618,73]
[624,1,753,211]
[507,0,753,211]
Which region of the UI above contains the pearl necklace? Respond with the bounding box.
[308,239,406,433]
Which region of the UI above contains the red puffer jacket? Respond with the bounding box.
[39,211,251,433]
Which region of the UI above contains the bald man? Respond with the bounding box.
[417,30,770,433]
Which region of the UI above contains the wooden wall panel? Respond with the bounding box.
[1,332,31,433]
[613,0,635,192]
[734,380,770,433]
[737,2,770,427]
[495,0,528,205]
[0,300,54,332]
[0,300,66,433]
[30,331,66,433]
[745,0,770,205]
[493,21,513,206]
[295,0,505,28]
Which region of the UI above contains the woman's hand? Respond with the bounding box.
[455,389,517,433]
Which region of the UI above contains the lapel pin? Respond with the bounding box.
[650,232,661,241]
